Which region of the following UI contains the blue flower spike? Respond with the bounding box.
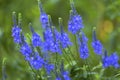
[12,12,22,44]
[38,0,49,29]
[92,27,103,55]
[102,50,110,68]
[29,23,43,47]
[102,50,119,68]
[68,10,84,34]
[59,18,72,48]
[78,32,89,59]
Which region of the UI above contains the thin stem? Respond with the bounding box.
[67,46,80,65]
[85,59,92,80]
[63,49,74,66]
[74,35,79,58]
[27,62,42,80]
[62,50,73,66]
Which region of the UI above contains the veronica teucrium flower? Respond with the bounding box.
[102,50,119,68]
[109,52,119,68]
[68,0,84,34]
[59,18,72,48]
[92,28,103,55]
[20,42,32,57]
[27,52,44,70]
[44,62,54,74]
[38,0,49,29]
[12,26,22,44]
[78,32,89,59]
[68,14,84,34]
[12,12,22,44]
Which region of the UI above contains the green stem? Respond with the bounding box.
[74,35,79,58]
[63,50,73,66]
[63,49,74,66]
[67,46,80,66]
[85,59,92,80]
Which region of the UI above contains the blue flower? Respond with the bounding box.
[32,32,42,47]
[49,40,62,54]
[56,77,61,80]
[92,29,103,55]
[20,42,32,57]
[59,33,72,48]
[102,55,110,68]
[38,0,49,29]
[62,71,71,80]
[58,18,72,48]
[68,0,84,34]
[109,53,119,68]
[79,44,89,59]
[102,50,111,68]
[102,50,119,68]
[40,13,49,29]
[42,28,62,54]
[27,52,44,70]
[68,14,83,34]
[44,62,54,74]
[12,26,22,44]
[43,28,54,41]
[78,32,89,59]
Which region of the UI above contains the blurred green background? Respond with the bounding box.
[0,0,120,80]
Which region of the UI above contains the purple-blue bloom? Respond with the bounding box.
[38,0,49,29]
[49,40,62,54]
[68,14,84,34]
[32,32,42,47]
[78,33,89,59]
[43,28,54,41]
[42,28,62,54]
[109,53,119,68]
[56,77,61,80]
[27,52,44,70]
[44,62,54,74]
[79,44,89,59]
[12,26,22,44]
[62,71,71,80]
[102,55,110,68]
[102,51,119,68]
[20,42,32,57]
[92,29,103,55]
[59,33,72,48]
[40,13,49,29]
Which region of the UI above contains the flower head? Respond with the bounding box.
[78,32,89,59]
[38,0,49,29]
[12,26,22,44]
[68,14,83,34]
[109,53,119,68]
[58,18,72,48]
[27,52,44,70]
[44,62,54,74]
[32,32,42,47]
[102,50,119,68]
[92,28,103,55]
[20,42,32,57]
[56,77,61,80]
[62,71,71,80]
[59,33,72,48]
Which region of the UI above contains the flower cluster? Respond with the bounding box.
[11,0,120,79]
[102,50,119,68]
[91,28,103,55]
